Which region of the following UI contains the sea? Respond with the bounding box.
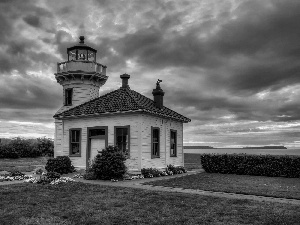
[184,148,300,156]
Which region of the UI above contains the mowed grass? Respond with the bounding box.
[0,157,51,172]
[0,157,50,167]
[1,182,300,225]
[178,153,300,199]
[145,172,300,200]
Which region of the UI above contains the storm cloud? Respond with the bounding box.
[0,0,300,147]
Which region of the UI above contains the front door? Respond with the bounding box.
[87,127,108,167]
[90,138,106,161]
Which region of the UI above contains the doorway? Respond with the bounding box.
[87,126,108,167]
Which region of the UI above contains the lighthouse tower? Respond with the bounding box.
[55,36,108,114]
[54,36,108,157]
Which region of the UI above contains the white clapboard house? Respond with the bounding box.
[53,36,191,172]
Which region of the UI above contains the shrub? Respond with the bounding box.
[35,168,44,175]
[0,137,54,158]
[201,154,300,178]
[45,172,61,179]
[36,137,54,157]
[141,165,187,178]
[83,171,97,180]
[9,171,25,177]
[141,168,161,178]
[166,164,187,174]
[0,143,19,158]
[45,156,75,174]
[91,145,127,180]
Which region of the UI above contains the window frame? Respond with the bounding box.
[170,129,177,157]
[65,88,73,106]
[151,127,160,158]
[114,125,130,156]
[69,128,81,157]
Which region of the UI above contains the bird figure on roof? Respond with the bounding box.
[156,79,162,89]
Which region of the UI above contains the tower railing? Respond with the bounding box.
[57,60,107,75]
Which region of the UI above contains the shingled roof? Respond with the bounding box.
[54,87,191,123]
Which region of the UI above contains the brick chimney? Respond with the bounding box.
[120,73,130,89]
[152,79,164,109]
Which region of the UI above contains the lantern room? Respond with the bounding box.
[67,36,97,62]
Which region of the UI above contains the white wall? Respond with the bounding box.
[56,81,100,115]
[140,114,183,169]
[54,113,184,171]
[56,113,141,170]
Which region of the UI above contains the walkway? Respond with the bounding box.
[1,170,300,206]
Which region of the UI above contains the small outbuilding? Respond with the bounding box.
[53,36,191,172]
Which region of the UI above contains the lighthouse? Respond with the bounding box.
[53,36,108,157]
[55,36,108,114]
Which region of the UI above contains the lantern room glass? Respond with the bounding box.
[67,49,96,62]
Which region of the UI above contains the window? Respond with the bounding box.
[170,130,177,157]
[65,88,73,106]
[69,129,81,156]
[151,127,160,158]
[114,126,130,155]
[89,128,106,137]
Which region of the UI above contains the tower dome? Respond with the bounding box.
[55,36,108,113]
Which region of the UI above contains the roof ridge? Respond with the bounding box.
[124,88,145,110]
[54,87,191,122]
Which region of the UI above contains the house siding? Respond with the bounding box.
[56,82,100,114]
[54,113,184,171]
[140,114,183,169]
[58,114,140,170]
[54,119,63,157]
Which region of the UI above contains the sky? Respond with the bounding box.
[0,0,300,148]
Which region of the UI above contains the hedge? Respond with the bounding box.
[0,137,54,158]
[200,154,300,178]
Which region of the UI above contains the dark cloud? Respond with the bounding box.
[1,0,300,146]
[0,74,61,110]
[23,15,41,28]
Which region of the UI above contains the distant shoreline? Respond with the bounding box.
[184,146,287,149]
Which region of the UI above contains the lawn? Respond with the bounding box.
[0,157,50,172]
[1,182,300,225]
[144,172,300,200]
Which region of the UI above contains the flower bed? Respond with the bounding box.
[0,169,75,185]
[0,171,33,182]
[24,176,75,185]
[141,165,187,178]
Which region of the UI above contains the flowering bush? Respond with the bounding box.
[50,177,75,185]
[166,165,187,174]
[0,173,32,182]
[141,168,161,178]
[24,176,75,185]
[73,174,84,178]
[24,177,38,183]
[141,165,187,178]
